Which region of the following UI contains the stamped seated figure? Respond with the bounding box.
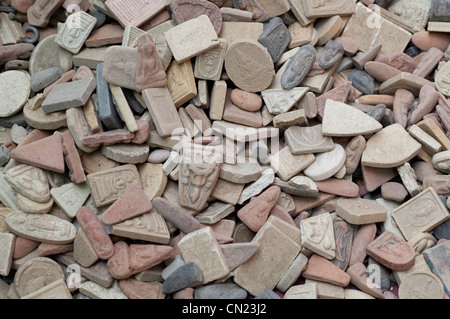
[135,33,167,91]
[281,45,316,89]
[180,162,219,209]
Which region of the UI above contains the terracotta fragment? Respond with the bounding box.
[107,241,173,279]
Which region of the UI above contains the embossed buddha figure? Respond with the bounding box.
[305,215,333,250]
[288,47,315,75]
[318,40,344,69]
[248,186,279,223]
[408,198,437,226]
[376,235,404,258]
[281,45,316,89]
[153,35,170,69]
[5,164,50,202]
[233,48,266,81]
[107,241,130,279]
[77,208,114,258]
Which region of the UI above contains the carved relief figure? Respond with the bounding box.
[180,162,220,209]
[9,212,73,239]
[425,177,450,195]
[167,61,187,99]
[106,0,166,27]
[29,0,52,19]
[234,48,265,81]
[304,0,354,17]
[179,145,222,210]
[345,136,365,171]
